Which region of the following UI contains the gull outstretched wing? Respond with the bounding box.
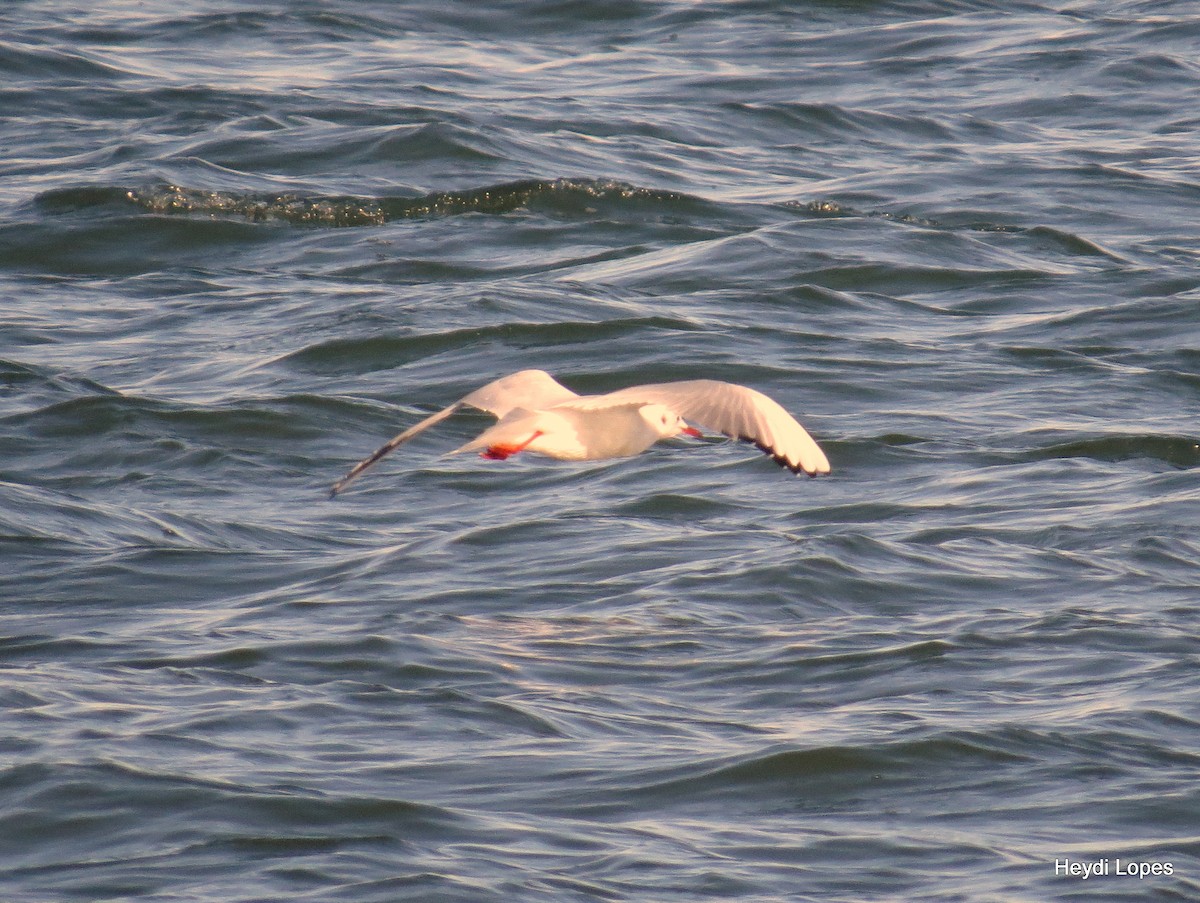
[578,379,830,476]
[330,370,577,496]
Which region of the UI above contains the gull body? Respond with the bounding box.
[330,369,829,496]
[455,402,695,461]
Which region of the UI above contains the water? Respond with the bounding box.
[3,1,1199,900]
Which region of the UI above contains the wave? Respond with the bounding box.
[608,729,1062,810]
[781,198,1125,256]
[0,41,129,81]
[30,178,1072,246]
[33,179,704,228]
[1021,433,1200,468]
[279,316,699,374]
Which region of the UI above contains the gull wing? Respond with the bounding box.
[578,379,831,476]
[329,370,577,497]
[459,369,578,418]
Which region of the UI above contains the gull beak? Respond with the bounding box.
[681,425,702,438]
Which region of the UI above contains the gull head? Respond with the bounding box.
[639,403,702,441]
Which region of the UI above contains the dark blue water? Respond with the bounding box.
[3,2,1200,900]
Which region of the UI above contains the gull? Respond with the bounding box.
[330,369,830,496]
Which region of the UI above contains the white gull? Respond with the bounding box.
[330,369,829,496]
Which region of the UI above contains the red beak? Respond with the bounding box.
[682,426,702,438]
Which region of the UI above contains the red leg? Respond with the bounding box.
[482,430,544,460]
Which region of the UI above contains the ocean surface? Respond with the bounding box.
[3,1,1199,900]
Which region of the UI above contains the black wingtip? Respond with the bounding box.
[737,433,820,477]
[738,434,799,475]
